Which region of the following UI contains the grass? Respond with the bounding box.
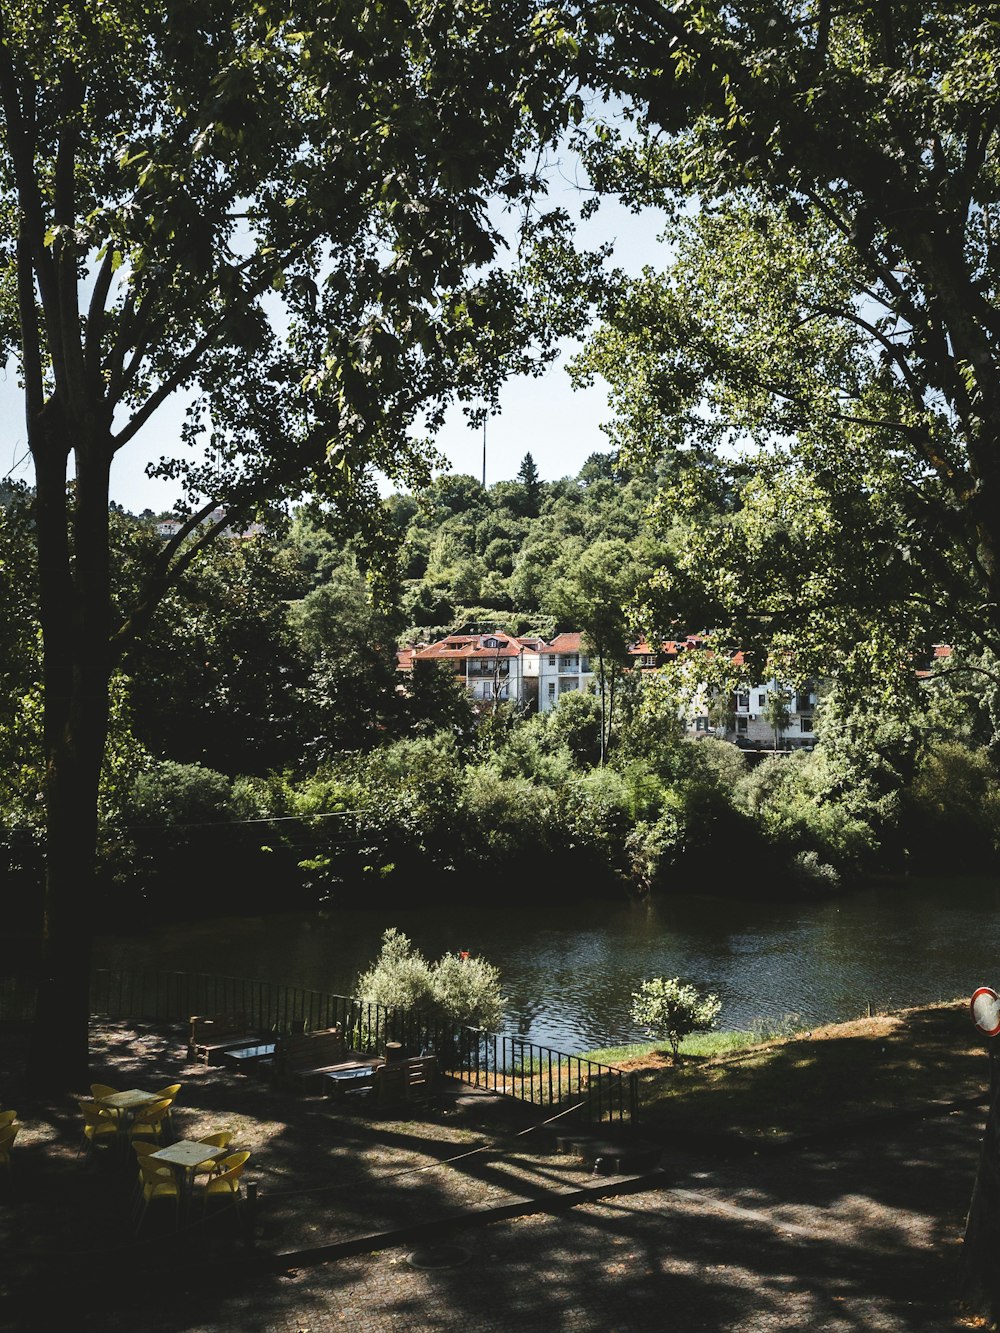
[585,999,989,1144]
[582,1012,808,1067]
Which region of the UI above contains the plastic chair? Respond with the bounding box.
[89,1083,122,1126]
[200,1150,250,1214]
[0,1123,19,1170]
[0,1110,17,1131]
[127,1098,173,1145]
[193,1130,236,1177]
[129,1141,160,1203]
[133,1154,180,1231]
[151,1084,182,1131]
[76,1098,119,1155]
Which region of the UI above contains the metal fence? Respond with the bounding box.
[3,967,639,1124]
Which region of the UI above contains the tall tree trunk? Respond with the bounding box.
[598,648,607,766]
[26,410,112,1091]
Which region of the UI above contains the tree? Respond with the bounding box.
[761,685,792,752]
[0,0,579,1087]
[570,2,1000,678]
[516,450,542,518]
[634,970,720,1061]
[546,538,649,764]
[290,558,403,760]
[129,532,310,774]
[630,975,721,1064]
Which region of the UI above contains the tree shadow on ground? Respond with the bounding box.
[0,1010,990,1332]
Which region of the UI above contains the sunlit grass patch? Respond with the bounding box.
[583,1013,807,1067]
[582,1031,761,1066]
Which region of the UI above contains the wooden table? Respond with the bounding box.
[321,1060,381,1097]
[221,1041,277,1071]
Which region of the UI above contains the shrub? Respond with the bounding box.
[630,976,722,1063]
[354,928,506,1032]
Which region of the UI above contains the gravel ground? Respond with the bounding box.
[0,1021,990,1333]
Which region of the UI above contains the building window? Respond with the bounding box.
[736,692,750,710]
[757,693,766,707]
[736,717,748,734]
[547,682,556,699]
[548,654,556,666]
[581,657,590,672]
[800,716,814,732]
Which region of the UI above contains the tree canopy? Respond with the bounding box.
[0,0,583,1085]
[568,1,1000,681]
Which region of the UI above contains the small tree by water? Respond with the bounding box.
[630,976,722,1064]
[354,927,506,1031]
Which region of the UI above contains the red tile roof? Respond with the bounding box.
[411,631,531,662]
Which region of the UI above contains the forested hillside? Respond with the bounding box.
[4,449,999,924]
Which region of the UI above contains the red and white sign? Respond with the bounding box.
[971,987,1000,1037]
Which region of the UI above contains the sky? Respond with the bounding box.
[0,180,670,515]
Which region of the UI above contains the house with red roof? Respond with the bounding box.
[404,630,542,708]
[398,628,597,712]
[399,628,950,749]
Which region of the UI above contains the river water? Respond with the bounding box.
[94,874,1000,1054]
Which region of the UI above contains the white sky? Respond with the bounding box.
[0,188,669,513]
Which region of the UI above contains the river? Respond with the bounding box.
[94,874,1000,1054]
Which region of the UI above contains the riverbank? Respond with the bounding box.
[0,998,992,1330]
[589,998,990,1147]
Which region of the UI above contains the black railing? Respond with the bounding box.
[1,968,638,1123]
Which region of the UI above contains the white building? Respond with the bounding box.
[728,678,818,750]
[529,632,594,714]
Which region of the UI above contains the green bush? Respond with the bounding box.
[354,927,506,1031]
[630,976,722,1063]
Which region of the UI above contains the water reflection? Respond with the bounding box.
[95,875,1000,1053]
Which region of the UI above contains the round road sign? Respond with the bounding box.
[971,986,1000,1037]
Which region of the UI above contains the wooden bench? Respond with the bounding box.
[273,1026,349,1089]
[187,1014,267,1066]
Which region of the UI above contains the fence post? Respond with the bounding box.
[629,1072,640,1124]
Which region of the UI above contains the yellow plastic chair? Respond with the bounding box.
[76,1098,118,1155]
[0,1123,19,1170]
[0,1110,17,1132]
[193,1130,236,1177]
[129,1141,160,1202]
[200,1150,250,1214]
[133,1155,180,1231]
[127,1098,173,1145]
[89,1083,122,1126]
[151,1084,182,1131]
